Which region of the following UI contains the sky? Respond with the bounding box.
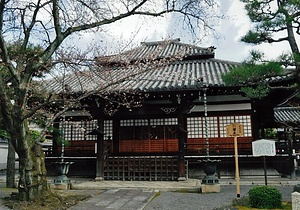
[72,0,292,63]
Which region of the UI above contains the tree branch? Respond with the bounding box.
[267,36,289,43]
[52,0,63,40]
[22,0,52,49]
[22,93,54,121]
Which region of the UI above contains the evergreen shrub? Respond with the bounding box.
[248,186,282,209]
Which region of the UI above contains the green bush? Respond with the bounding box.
[0,129,9,140]
[30,130,45,142]
[248,186,282,209]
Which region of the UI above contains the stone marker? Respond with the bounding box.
[292,191,300,210]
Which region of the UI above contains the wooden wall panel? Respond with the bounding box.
[119,139,179,153]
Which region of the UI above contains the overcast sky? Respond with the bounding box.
[72,0,292,63]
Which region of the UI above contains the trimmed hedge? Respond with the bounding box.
[248,186,282,209]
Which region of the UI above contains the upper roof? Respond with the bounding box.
[45,39,294,94]
[95,38,215,65]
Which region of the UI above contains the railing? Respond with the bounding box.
[104,156,181,181]
[119,139,178,153]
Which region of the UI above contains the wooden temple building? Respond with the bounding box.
[45,39,297,180]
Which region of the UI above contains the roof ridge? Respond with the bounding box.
[275,107,300,109]
[210,58,241,65]
[141,38,181,45]
[140,39,213,51]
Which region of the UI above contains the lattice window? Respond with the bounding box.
[150,119,164,139]
[234,115,252,137]
[135,119,148,126]
[150,119,164,125]
[60,120,98,141]
[120,119,134,126]
[187,117,202,138]
[104,120,113,141]
[219,115,252,137]
[85,120,98,140]
[207,117,218,138]
[165,118,178,125]
[60,121,72,141]
[120,118,178,140]
[188,115,252,138]
[219,116,235,137]
[71,121,85,141]
[164,118,178,139]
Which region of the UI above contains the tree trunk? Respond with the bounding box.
[17,142,48,201]
[286,20,300,83]
[6,140,15,188]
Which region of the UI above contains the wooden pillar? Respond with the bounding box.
[86,99,105,181]
[177,105,188,181]
[52,121,60,156]
[286,128,295,177]
[95,130,104,181]
[251,100,260,140]
[113,117,120,153]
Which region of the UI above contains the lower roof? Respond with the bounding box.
[274,107,300,124]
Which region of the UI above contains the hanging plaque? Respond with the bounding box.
[226,123,244,137]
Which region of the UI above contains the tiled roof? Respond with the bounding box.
[45,39,295,94]
[46,58,239,93]
[265,69,295,84]
[274,107,300,123]
[95,38,215,65]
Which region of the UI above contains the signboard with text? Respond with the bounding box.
[226,123,244,137]
[252,139,276,157]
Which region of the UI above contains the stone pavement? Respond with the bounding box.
[68,188,158,210]
[1,175,300,210]
[68,177,300,191]
[69,178,201,192]
[55,176,300,210]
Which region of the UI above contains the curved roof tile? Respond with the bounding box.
[274,107,300,123]
[45,40,294,94]
[95,39,214,65]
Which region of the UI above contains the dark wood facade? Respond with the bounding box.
[46,39,296,180]
[48,91,256,180]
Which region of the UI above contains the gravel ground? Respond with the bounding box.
[144,185,294,210]
[0,181,295,210]
[0,183,16,210]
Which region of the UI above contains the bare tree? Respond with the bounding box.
[0,0,222,201]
